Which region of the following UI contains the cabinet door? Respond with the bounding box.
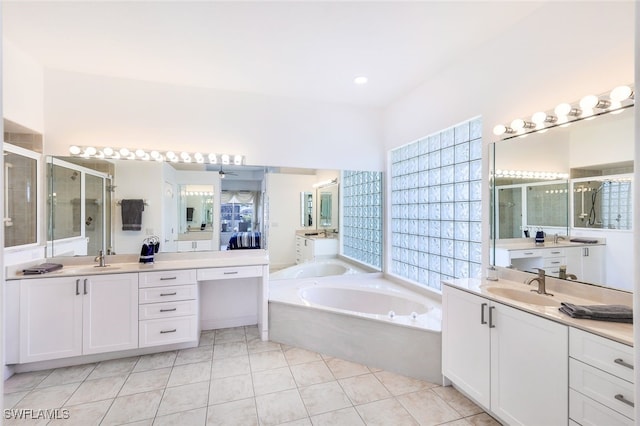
[490,302,568,425]
[442,286,490,407]
[20,277,83,363]
[177,241,194,252]
[580,245,604,284]
[83,273,139,355]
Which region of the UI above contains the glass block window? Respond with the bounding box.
[390,117,482,291]
[342,170,383,269]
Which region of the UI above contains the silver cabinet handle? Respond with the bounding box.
[615,394,635,407]
[160,292,177,296]
[614,358,634,370]
[160,276,177,281]
[224,271,239,275]
[160,329,177,334]
[83,279,88,295]
[75,279,80,296]
[489,306,496,328]
[551,251,561,254]
[160,308,177,312]
[524,252,534,255]
[480,303,488,325]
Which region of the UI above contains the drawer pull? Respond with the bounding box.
[160,329,177,334]
[614,358,634,370]
[550,261,561,264]
[84,279,88,295]
[160,292,177,296]
[160,308,177,312]
[615,394,635,407]
[75,279,80,296]
[160,276,177,281]
[223,271,239,275]
[524,252,534,255]
[489,306,496,328]
[480,303,487,325]
[551,251,561,254]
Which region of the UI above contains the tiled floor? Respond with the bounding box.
[3,326,500,425]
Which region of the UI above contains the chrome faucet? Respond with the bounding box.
[553,233,566,244]
[94,250,107,267]
[559,265,577,280]
[526,268,553,296]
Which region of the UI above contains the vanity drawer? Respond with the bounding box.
[570,389,634,426]
[139,300,198,320]
[139,269,197,288]
[570,328,634,382]
[543,256,566,268]
[139,316,198,347]
[196,265,262,281]
[569,358,635,420]
[509,249,543,259]
[139,284,197,304]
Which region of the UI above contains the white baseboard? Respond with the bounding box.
[200,315,257,331]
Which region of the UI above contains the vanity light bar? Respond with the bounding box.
[68,146,244,166]
[493,84,634,138]
[494,169,570,180]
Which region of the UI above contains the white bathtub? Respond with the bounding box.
[270,258,366,280]
[269,274,442,382]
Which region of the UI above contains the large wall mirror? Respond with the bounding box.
[491,105,634,292]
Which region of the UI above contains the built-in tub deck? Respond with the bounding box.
[269,273,443,383]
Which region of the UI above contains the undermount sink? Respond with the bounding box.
[485,286,560,307]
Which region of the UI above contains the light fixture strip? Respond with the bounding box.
[493,169,569,180]
[493,84,634,138]
[68,146,244,166]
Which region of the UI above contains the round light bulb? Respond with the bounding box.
[579,95,599,110]
[493,124,506,136]
[510,119,525,131]
[221,154,230,164]
[85,146,97,156]
[208,153,217,163]
[119,148,130,156]
[234,155,243,165]
[69,146,81,155]
[112,152,121,159]
[103,147,114,156]
[610,85,632,102]
[166,151,176,159]
[554,103,572,117]
[135,149,146,158]
[150,150,160,159]
[531,112,547,125]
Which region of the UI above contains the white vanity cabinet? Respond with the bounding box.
[20,273,139,363]
[138,269,198,347]
[295,235,338,264]
[495,244,603,282]
[177,240,213,252]
[442,285,568,425]
[569,328,635,425]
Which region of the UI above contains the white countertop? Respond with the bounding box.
[444,277,633,347]
[8,250,269,280]
[495,240,605,251]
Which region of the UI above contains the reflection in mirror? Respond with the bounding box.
[492,106,634,291]
[180,185,214,232]
[4,144,39,248]
[319,192,332,227]
[316,182,338,229]
[300,192,313,227]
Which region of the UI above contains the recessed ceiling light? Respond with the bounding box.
[354,76,368,85]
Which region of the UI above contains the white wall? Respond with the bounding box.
[2,39,44,132]
[266,172,318,269]
[42,69,384,171]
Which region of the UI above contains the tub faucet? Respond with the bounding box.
[526,268,553,296]
[94,250,107,267]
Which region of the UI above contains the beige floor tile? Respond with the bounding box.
[211,355,251,379]
[255,388,308,426]
[167,361,211,387]
[175,346,213,366]
[355,398,418,426]
[37,364,97,388]
[208,373,254,405]
[3,391,28,409]
[88,357,139,380]
[290,360,335,387]
[119,368,171,396]
[465,412,502,426]
[214,328,246,344]
[157,381,209,416]
[284,347,323,365]
[338,374,391,405]
[432,386,483,417]
[310,406,365,426]
[134,351,177,373]
[253,366,296,396]
[440,419,472,426]
[280,418,313,426]
[4,370,51,393]
[153,407,207,426]
[299,381,352,416]
[245,325,260,340]
[65,375,127,406]
[198,332,215,347]
[249,350,287,372]
[207,397,258,426]
[325,358,370,379]
[49,399,112,426]
[374,370,437,396]
[101,389,163,425]
[16,383,79,410]
[123,420,153,426]
[398,389,462,426]
[247,338,282,354]
[213,341,248,359]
